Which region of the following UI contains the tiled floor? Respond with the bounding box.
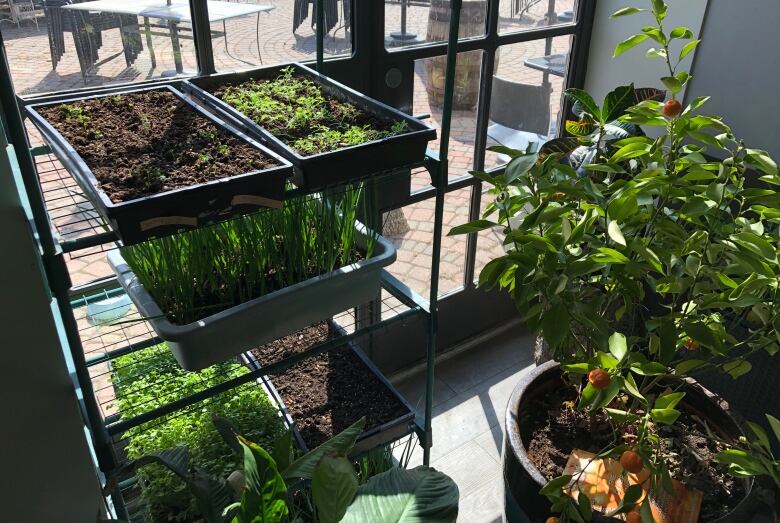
[391,322,536,523]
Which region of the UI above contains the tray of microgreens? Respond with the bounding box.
[182,63,436,191]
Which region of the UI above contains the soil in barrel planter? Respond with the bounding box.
[251,322,409,448]
[37,90,278,203]
[215,67,409,156]
[523,386,746,521]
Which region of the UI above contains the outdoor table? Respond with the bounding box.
[63,0,274,74]
[523,53,567,78]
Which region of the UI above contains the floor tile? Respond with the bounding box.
[431,439,501,498]
[457,473,505,523]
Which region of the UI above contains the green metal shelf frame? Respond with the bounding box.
[0,0,465,518]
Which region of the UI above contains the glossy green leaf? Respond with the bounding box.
[679,39,701,61]
[613,34,649,58]
[565,89,601,120]
[767,414,780,444]
[650,408,681,425]
[602,84,636,122]
[608,332,628,360]
[610,7,646,18]
[341,466,460,523]
[235,436,289,523]
[608,221,627,247]
[283,417,365,480]
[312,456,359,523]
[542,303,570,348]
[565,119,597,137]
[722,359,752,379]
[660,76,682,95]
[655,391,685,410]
[669,26,694,39]
[448,220,499,236]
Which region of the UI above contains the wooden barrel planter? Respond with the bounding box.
[424,0,492,110]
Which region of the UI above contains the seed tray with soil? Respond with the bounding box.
[183,63,436,191]
[248,321,415,454]
[26,85,292,244]
[521,374,747,521]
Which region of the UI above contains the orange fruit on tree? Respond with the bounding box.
[663,99,682,117]
[588,368,611,390]
[620,450,644,474]
[684,338,700,351]
[545,518,559,523]
[625,512,642,523]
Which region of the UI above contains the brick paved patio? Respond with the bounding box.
[4,0,571,296]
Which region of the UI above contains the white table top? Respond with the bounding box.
[62,0,274,23]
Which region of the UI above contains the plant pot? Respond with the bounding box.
[182,63,436,191]
[503,361,757,523]
[107,222,396,371]
[26,85,292,245]
[243,320,416,456]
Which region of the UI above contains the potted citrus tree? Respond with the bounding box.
[451,1,780,521]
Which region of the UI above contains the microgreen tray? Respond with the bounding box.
[182,63,436,192]
[107,222,396,371]
[25,84,293,245]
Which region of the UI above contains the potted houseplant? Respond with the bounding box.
[26,85,292,244]
[109,417,460,523]
[451,1,780,521]
[183,64,436,191]
[109,184,396,371]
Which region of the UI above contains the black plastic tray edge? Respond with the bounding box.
[25,83,293,243]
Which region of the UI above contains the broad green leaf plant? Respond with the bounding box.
[111,417,460,523]
[452,0,780,520]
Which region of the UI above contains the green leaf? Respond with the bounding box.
[746,422,771,451]
[283,417,365,480]
[235,436,289,523]
[609,193,638,221]
[745,148,778,176]
[605,408,639,423]
[608,332,628,360]
[504,152,539,183]
[614,34,649,58]
[271,431,294,473]
[608,221,627,247]
[542,303,570,349]
[562,363,590,375]
[679,40,701,61]
[634,87,666,103]
[722,359,752,379]
[623,373,647,405]
[610,7,646,18]
[675,359,705,375]
[767,414,780,444]
[610,141,650,162]
[714,449,767,476]
[565,89,601,121]
[448,220,499,236]
[565,119,596,137]
[120,448,233,523]
[655,391,685,410]
[631,361,668,376]
[312,456,359,523]
[660,76,682,95]
[592,247,631,264]
[650,408,681,425]
[651,0,667,21]
[602,84,636,122]
[669,26,694,39]
[341,466,460,523]
[540,475,572,496]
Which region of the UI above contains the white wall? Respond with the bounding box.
[584,0,709,102]
[0,112,105,520]
[685,0,780,158]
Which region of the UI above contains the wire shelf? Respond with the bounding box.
[73,277,424,432]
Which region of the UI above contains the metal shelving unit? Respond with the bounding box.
[0,0,464,518]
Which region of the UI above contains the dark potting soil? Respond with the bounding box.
[250,322,409,448]
[524,386,746,521]
[37,90,278,203]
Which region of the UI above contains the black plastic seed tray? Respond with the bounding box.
[25,84,293,245]
[183,63,436,192]
[243,321,416,456]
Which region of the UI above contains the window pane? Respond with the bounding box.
[385,0,486,50]
[1,1,197,96]
[484,35,572,169]
[213,0,352,72]
[412,51,483,191]
[381,186,472,301]
[499,0,578,34]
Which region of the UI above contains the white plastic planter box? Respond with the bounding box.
[108,223,396,370]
